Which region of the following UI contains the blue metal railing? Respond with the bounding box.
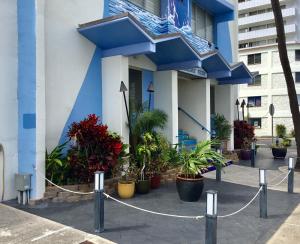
[178,107,211,135]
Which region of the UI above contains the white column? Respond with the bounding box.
[154,71,178,145]
[178,78,210,142]
[102,56,129,144]
[35,0,46,199]
[215,85,235,150]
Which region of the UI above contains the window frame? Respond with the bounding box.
[248,96,262,107]
[248,53,261,65]
[248,74,262,86]
[249,118,262,129]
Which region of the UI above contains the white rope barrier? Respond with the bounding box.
[268,171,286,184]
[269,170,291,188]
[34,167,94,195]
[103,193,204,220]
[218,186,263,218]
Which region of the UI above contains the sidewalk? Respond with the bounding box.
[0,204,114,244]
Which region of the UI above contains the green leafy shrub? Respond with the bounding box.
[46,142,69,185]
[276,124,287,138]
[215,114,232,141]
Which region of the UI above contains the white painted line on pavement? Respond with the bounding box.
[31,226,70,242]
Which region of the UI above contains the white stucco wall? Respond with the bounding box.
[178,78,210,142]
[129,55,157,71]
[35,0,46,199]
[45,0,103,151]
[215,85,235,150]
[102,56,130,144]
[154,71,178,145]
[0,0,18,201]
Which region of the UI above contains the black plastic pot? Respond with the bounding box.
[240,149,251,160]
[272,148,287,159]
[136,179,150,194]
[176,175,204,202]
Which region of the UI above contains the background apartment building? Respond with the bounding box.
[238,0,300,136]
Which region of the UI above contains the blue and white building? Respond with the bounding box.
[0,0,253,201]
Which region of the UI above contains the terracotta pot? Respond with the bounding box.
[150,175,161,189]
[176,175,204,202]
[117,181,135,199]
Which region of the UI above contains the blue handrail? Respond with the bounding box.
[178,107,211,135]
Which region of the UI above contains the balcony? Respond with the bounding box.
[239,8,296,27]
[238,0,288,12]
[239,23,296,42]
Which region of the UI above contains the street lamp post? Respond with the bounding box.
[119,81,131,137]
[147,82,154,111]
[235,99,240,121]
[241,99,246,121]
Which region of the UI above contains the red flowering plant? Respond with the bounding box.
[234,120,255,149]
[66,114,125,183]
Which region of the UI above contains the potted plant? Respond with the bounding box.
[240,138,252,160]
[214,114,232,151]
[117,160,138,199]
[234,120,255,150]
[272,138,291,159]
[176,140,225,202]
[112,145,138,199]
[136,133,158,194]
[276,124,287,138]
[148,133,171,189]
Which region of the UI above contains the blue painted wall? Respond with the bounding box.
[17,0,37,197]
[142,69,154,110]
[104,0,110,17]
[59,48,103,145]
[214,15,233,63]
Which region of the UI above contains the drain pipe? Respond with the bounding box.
[0,144,4,201]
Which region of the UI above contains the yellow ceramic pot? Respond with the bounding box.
[117,181,135,199]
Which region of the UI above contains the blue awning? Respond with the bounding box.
[217,62,253,85]
[201,52,231,79]
[78,13,253,84]
[194,0,234,15]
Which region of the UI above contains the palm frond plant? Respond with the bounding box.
[176,140,225,202]
[178,140,225,179]
[133,109,168,138]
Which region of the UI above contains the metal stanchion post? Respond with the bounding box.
[251,142,255,168]
[288,158,294,193]
[205,190,218,244]
[216,149,222,182]
[94,171,104,233]
[259,169,267,218]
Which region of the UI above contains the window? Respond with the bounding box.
[249,75,261,86]
[298,95,300,104]
[249,118,262,128]
[296,72,300,82]
[295,50,300,61]
[248,96,261,107]
[128,0,161,16]
[192,3,213,42]
[248,53,261,65]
